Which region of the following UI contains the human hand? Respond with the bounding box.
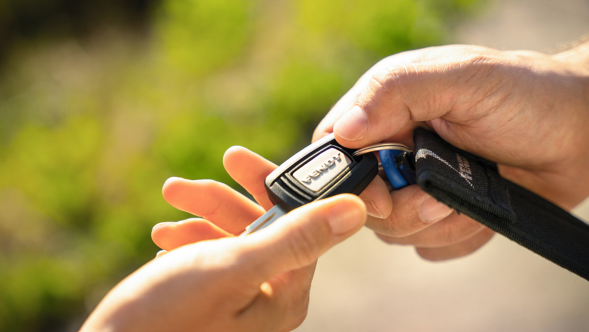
[81,148,367,332]
[313,44,589,260]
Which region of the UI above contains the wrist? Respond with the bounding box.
[562,41,589,207]
[544,40,589,208]
[552,39,589,72]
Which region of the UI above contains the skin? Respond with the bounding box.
[82,41,589,331]
[313,42,589,260]
[81,148,367,332]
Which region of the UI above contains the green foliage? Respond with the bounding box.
[158,0,253,76]
[0,0,480,330]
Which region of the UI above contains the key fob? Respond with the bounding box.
[265,133,379,212]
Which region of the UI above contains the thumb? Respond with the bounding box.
[236,194,366,284]
[332,51,501,148]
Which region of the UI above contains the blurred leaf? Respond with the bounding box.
[157,0,254,77]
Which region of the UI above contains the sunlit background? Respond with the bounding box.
[0,0,588,331]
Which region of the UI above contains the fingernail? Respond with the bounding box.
[327,201,364,235]
[156,250,168,258]
[363,199,383,218]
[334,105,369,141]
[419,197,452,222]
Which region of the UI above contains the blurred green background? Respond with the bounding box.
[0,0,479,330]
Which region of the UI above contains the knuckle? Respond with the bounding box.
[200,179,229,193]
[312,126,326,142]
[462,53,492,67]
[366,214,404,238]
[372,64,415,92]
[285,221,326,268]
[380,210,417,238]
[368,72,386,91]
[381,220,410,237]
[198,180,230,216]
[453,53,498,84]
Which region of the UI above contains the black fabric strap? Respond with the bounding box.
[413,128,589,280]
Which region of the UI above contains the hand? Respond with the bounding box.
[81,148,367,332]
[313,43,589,260]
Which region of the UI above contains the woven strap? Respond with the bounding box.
[413,128,589,280]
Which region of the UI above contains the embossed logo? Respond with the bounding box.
[293,148,352,193]
[301,152,342,184]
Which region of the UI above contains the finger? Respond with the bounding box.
[313,49,427,142]
[376,212,486,248]
[152,218,233,251]
[234,195,366,329]
[332,49,503,148]
[162,177,265,235]
[237,194,366,287]
[416,227,495,261]
[366,185,453,237]
[312,69,373,142]
[223,146,277,210]
[358,175,393,219]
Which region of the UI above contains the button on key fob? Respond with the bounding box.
[241,133,378,235]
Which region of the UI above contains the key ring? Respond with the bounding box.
[352,143,412,157]
[353,143,416,189]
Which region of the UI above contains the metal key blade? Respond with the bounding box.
[240,204,289,236]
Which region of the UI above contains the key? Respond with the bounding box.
[241,133,379,235]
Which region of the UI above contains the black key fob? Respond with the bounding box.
[241,133,378,235]
[265,133,378,211]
